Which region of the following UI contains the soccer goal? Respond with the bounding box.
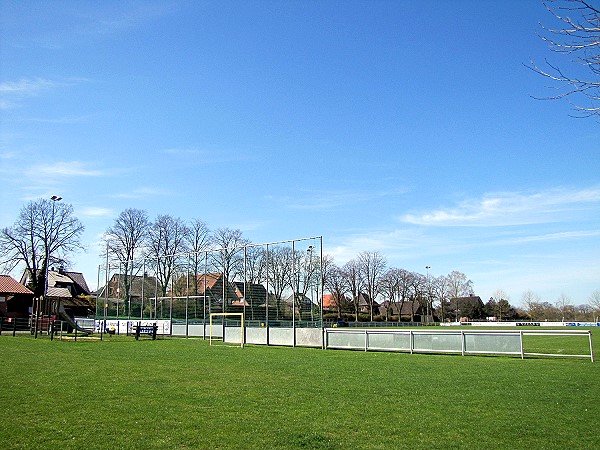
[209,313,245,348]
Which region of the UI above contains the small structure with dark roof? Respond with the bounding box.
[0,275,34,318]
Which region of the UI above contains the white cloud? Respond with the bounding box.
[25,161,105,178]
[401,187,600,226]
[499,230,600,244]
[0,78,57,94]
[81,207,113,218]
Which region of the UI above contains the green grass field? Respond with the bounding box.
[1,329,598,449]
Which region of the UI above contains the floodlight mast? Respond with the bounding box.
[36,195,62,338]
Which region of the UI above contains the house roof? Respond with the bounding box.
[233,282,267,300]
[380,300,423,315]
[0,275,34,295]
[323,293,348,308]
[451,295,483,305]
[63,271,90,294]
[46,287,73,298]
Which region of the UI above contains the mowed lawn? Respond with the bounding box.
[1,329,598,450]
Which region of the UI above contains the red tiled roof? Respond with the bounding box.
[0,275,34,295]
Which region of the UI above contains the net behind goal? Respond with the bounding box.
[209,313,245,348]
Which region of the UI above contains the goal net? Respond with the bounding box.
[209,313,244,348]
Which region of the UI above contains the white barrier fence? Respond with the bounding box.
[324,328,594,362]
[94,319,171,336]
[441,321,600,327]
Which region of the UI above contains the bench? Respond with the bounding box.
[133,323,158,340]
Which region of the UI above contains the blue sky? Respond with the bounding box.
[1,1,599,306]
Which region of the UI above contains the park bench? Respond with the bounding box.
[133,323,158,340]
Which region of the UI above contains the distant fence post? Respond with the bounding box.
[0,316,3,335]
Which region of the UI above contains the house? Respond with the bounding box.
[284,293,315,319]
[379,300,424,321]
[323,293,344,311]
[357,293,380,316]
[96,273,162,300]
[20,268,93,318]
[233,282,267,308]
[0,275,34,318]
[173,273,239,308]
[450,295,485,321]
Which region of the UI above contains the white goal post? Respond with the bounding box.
[209,313,245,348]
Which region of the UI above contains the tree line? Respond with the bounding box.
[2,199,599,322]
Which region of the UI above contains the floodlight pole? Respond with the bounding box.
[425,266,431,323]
[36,195,62,338]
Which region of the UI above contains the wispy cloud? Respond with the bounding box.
[0,78,58,94]
[81,3,179,36]
[0,77,89,109]
[81,207,113,218]
[498,230,600,245]
[25,161,105,179]
[402,187,600,227]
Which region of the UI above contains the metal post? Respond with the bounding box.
[589,331,594,363]
[186,254,190,338]
[243,246,247,345]
[141,260,145,320]
[203,251,207,340]
[265,244,270,346]
[292,240,296,347]
[520,330,524,359]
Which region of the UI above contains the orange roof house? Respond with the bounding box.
[0,275,34,318]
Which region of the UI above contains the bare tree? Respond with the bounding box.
[521,290,542,319]
[324,262,350,319]
[357,251,387,321]
[210,228,249,310]
[148,214,189,297]
[266,246,293,318]
[431,274,451,322]
[396,269,415,322]
[185,218,210,295]
[555,293,573,320]
[343,259,362,322]
[380,267,401,321]
[244,245,266,285]
[446,270,474,321]
[589,289,600,317]
[0,198,84,297]
[529,0,600,117]
[410,273,427,322]
[104,208,150,303]
[490,289,511,322]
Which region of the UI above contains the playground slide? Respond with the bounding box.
[58,304,92,334]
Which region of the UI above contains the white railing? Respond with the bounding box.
[324,328,594,362]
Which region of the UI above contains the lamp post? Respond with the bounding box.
[425,266,431,323]
[36,195,62,338]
